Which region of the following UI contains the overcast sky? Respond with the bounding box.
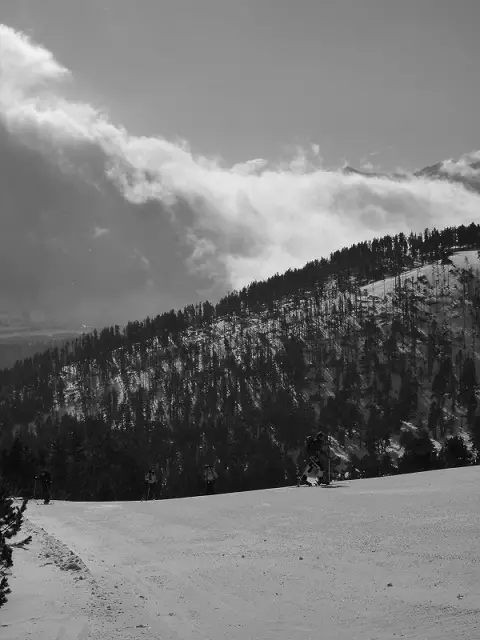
[1,0,479,329]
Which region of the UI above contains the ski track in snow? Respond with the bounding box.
[14,467,480,639]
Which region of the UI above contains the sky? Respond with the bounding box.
[0,0,479,330]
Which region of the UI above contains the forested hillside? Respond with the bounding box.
[1,223,480,500]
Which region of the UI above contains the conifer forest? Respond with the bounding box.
[1,223,479,500]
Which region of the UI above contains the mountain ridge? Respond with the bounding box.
[342,152,480,193]
[1,150,479,369]
[1,223,479,500]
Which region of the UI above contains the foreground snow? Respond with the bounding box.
[4,468,480,639]
[1,521,93,639]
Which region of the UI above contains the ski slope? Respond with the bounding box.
[5,468,480,640]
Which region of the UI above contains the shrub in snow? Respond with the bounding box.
[440,436,472,468]
[0,481,32,608]
[398,429,438,473]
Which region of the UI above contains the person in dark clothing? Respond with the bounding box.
[298,431,330,486]
[305,435,316,458]
[38,470,52,504]
[204,465,218,495]
[314,431,330,482]
[144,467,157,500]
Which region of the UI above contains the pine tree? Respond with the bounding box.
[440,436,472,468]
[0,483,32,607]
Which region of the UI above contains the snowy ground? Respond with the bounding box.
[3,467,480,639]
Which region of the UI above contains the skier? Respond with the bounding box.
[298,431,330,486]
[204,464,218,495]
[298,435,317,486]
[144,467,157,500]
[314,431,330,483]
[305,435,316,459]
[38,469,52,504]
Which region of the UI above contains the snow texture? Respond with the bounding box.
[3,467,480,639]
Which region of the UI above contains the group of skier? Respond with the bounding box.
[144,464,218,500]
[142,434,330,496]
[31,431,330,504]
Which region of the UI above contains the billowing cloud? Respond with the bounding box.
[360,161,375,171]
[440,151,480,179]
[1,24,480,329]
[359,151,381,172]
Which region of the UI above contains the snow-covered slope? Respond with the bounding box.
[55,250,480,415]
[5,467,480,639]
[20,247,474,487]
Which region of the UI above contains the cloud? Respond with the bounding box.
[360,161,375,171]
[359,152,382,172]
[1,24,480,328]
[440,151,480,179]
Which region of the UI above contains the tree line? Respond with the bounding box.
[0,223,479,500]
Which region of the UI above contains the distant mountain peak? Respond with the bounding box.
[342,150,480,194]
[341,165,399,180]
[414,152,480,183]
